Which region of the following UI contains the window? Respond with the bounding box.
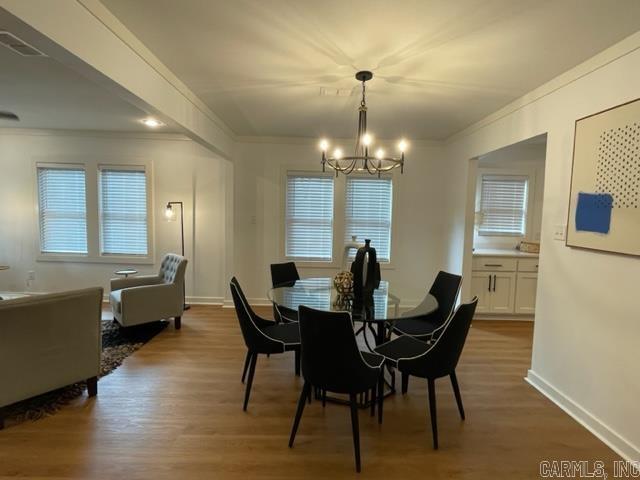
[37,166,88,254]
[283,277,332,310]
[285,174,334,261]
[478,175,528,236]
[99,167,149,255]
[345,177,393,262]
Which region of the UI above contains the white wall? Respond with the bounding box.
[473,141,547,250]
[233,139,454,306]
[445,37,640,460]
[0,130,232,303]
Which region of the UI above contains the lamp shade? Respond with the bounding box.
[164,204,176,222]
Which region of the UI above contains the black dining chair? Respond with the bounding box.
[289,306,384,473]
[230,277,301,411]
[374,297,478,450]
[270,262,300,323]
[393,271,462,340]
[392,271,462,394]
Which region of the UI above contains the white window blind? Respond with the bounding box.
[37,166,88,254]
[283,278,332,311]
[285,174,334,261]
[478,175,528,236]
[99,167,149,255]
[345,177,393,262]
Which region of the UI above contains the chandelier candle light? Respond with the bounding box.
[320,71,408,176]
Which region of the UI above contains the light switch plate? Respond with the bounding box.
[553,224,566,241]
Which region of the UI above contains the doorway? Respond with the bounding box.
[466,134,547,320]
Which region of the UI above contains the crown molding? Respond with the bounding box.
[0,127,191,141]
[236,135,444,148]
[446,31,640,144]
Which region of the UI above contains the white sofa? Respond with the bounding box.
[0,287,103,429]
[109,253,187,329]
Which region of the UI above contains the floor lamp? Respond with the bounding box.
[164,201,190,310]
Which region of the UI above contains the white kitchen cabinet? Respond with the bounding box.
[490,272,517,313]
[470,270,516,314]
[471,253,538,317]
[470,272,492,314]
[515,272,538,314]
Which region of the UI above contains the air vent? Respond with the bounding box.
[0,31,45,57]
[319,87,353,97]
[0,111,20,121]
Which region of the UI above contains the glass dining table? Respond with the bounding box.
[268,277,438,405]
[268,277,438,350]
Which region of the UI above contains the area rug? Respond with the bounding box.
[2,319,168,427]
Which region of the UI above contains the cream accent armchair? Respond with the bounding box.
[0,288,103,429]
[110,254,187,329]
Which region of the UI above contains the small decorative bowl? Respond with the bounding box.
[334,271,354,296]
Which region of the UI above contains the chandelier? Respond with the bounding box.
[320,70,407,176]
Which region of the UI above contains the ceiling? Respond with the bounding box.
[0,9,175,132]
[480,133,547,164]
[102,0,640,140]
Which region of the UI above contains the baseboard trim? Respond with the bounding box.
[219,299,427,310]
[247,297,272,307]
[526,370,640,462]
[475,314,534,321]
[100,294,224,305]
[234,298,424,310]
[186,296,224,305]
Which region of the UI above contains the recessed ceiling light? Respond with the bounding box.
[141,117,164,128]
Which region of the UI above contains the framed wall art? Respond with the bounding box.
[566,98,640,256]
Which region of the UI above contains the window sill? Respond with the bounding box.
[287,260,396,271]
[292,261,338,269]
[477,232,525,237]
[37,254,155,265]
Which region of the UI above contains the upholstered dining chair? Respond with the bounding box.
[230,277,301,411]
[289,306,384,473]
[393,271,462,340]
[270,262,300,323]
[375,297,478,450]
[110,253,187,329]
[392,271,462,394]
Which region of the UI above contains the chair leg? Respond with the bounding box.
[243,352,258,411]
[349,393,362,473]
[450,371,465,420]
[370,386,376,417]
[86,376,98,397]
[377,370,384,425]
[294,348,301,376]
[241,350,251,384]
[289,381,311,448]
[174,316,181,330]
[322,389,327,407]
[401,372,409,394]
[427,378,438,450]
[307,386,312,404]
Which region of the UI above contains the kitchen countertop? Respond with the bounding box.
[473,248,539,258]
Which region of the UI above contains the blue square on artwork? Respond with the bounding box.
[575,192,613,234]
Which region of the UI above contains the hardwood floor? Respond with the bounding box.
[0,306,619,479]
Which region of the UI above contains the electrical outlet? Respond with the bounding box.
[553,224,566,241]
[26,270,35,289]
